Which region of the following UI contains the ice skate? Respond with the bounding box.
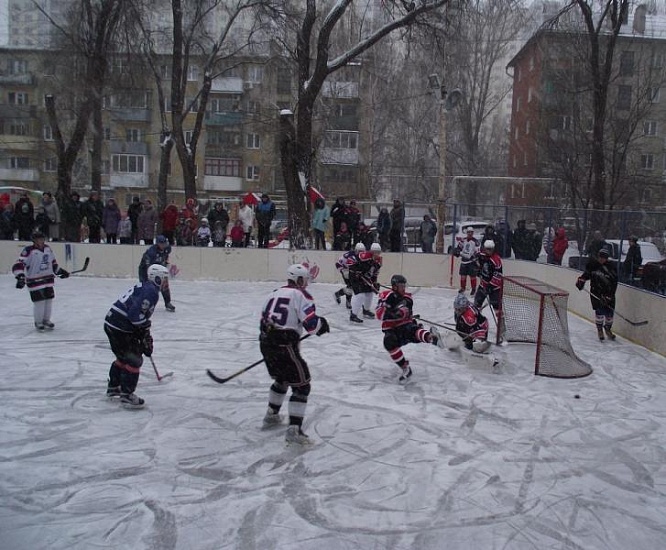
[120,393,145,409]
[429,326,446,349]
[285,425,312,445]
[362,307,375,319]
[106,385,121,399]
[42,320,55,330]
[334,290,342,305]
[398,363,413,385]
[604,326,616,341]
[597,327,605,341]
[34,322,45,331]
[165,302,176,312]
[262,408,284,428]
[345,297,352,310]
[350,313,363,323]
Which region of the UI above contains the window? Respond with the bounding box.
[8,120,29,135]
[525,120,530,135]
[112,154,145,173]
[207,129,241,146]
[8,92,28,105]
[246,133,260,149]
[126,128,141,142]
[247,65,263,84]
[160,65,171,79]
[9,59,27,74]
[529,56,535,71]
[102,160,110,175]
[511,182,524,198]
[516,66,520,82]
[104,127,111,140]
[619,51,634,77]
[561,115,573,130]
[209,96,240,112]
[246,100,260,114]
[514,126,519,140]
[188,65,199,81]
[277,68,291,94]
[641,187,652,203]
[44,157,57,172]
[516,97,521,112]
[204,158,241,177]
[641,153,655,170]
[527,87,533,102]
[246,165,260,180]
[43,124,53,141]
[325,130,358,149]
[653,53,664,69]
[617,85,632,110]
[110,91,149,109]
[643,121,657,136]
[649,87,660,103]
[184,130,192,144]
[10,157,30,169]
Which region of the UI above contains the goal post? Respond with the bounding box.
[500,275,592,378]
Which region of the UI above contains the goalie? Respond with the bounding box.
[453,292,491,353]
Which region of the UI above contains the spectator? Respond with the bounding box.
[181,198,198,232]
[1,202,14,240]
[526,223,542,261]
[345,200,361,246]
[41,192,61,241]
[102,198,121,244]
[312,197,330,250]
[0,192,10,210]
[419,214,437,253]
[542,226,555,263]
[623,236,642,285]
[160,202,179,245]
[494,218,512,258]
[255,193,276,248]
[389,199,404,252]
[34,205,50,238]
[207,202,229,244]
[62,192,83,242]
[333,221,352,251]
[376,207,391,252]
[331,198,347,236]
[549,227,568,266]
[511,220,532,260]
[238,199,255,247]
[127,196,143,244]
[176,217,195,246]
[118,213,132,244]
[84,191,104,243]
[585,230,609,259]
[230,219,244,247]
[14,191,35,240]
[137,199,158,245]
[196,217,211,247]
[357,222,373,250]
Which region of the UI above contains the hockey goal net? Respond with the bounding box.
[500,275,592,378]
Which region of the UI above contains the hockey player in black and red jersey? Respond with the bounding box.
[139,235,175,312]
[375,274,445,384]
[348,242,383,323]
[334,242,365,309]
[453,292,491,352]
[454,227,480,295]
[104,264,168,409]
[12,230,69,330]
[259,264,330,445]
[575,248,618,341]
[474,240,504,337]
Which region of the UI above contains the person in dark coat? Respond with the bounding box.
[345,200,361,246]
[389,199,404,252]
[622,236,642,285]
[255,194,276,248]
[333,221,352,251]
[14,192,34,240]
[61,192,83,242]
[1,203,15,239]
[511,220,532,260]
[331,198,347,236]
[102,198,122,244]
[127,196,143,244]
[84,191,104,243]
[576,248,618,341]
[207,202,230,244]
[376,208,391,252]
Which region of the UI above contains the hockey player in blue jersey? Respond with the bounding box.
[104,264,169,409]
[12,230,69,330]
[138,234,175,312]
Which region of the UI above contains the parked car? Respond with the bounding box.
[444,220,491,254]
[567,239,664,273]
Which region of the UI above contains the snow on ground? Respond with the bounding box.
[1,273,666,550]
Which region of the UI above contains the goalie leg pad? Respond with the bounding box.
[472,339,491,353]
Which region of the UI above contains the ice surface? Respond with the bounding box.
[1,274,666,550]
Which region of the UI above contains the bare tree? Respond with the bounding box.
[271,0,453,249]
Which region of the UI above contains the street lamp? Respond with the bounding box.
[429,74,462,254]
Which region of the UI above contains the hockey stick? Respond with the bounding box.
[584,289,648,327]
[149,356,174,381]
[70,257,90,274]
[206,334,311,385]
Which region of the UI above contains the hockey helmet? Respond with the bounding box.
[147,264,169,287]
[390,274,407,291]
[200,217,209,225]
[156,234,168,245]
[31,230,46,241]
[287,263,310,287]
[483,239,495,250]
[454,292,469,312]
[354,242,366,252]
[370,243,382,252]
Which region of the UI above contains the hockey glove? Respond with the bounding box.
[575,278,585,291]
[316,317,330,336]
[142,332,154,357]
[15,274,25,289]
[57,268,70,279]
[373,281,380,292]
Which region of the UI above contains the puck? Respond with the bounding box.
[574,394,580,399]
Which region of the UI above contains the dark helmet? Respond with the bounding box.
[391,274,407,288]
[31,230,46,240]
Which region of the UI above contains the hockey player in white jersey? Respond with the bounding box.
[259,264,330,444]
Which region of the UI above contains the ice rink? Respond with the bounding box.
[1,273,666,550]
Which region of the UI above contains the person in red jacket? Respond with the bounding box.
[160,203,179,245]
[549,227,569,266]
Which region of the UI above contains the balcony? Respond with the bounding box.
[322,81,359,99]
[0,73,35,85]
[203,175,243,191]
[110,141,149,155]
[110,173,149,188]
[205,111,244,126]
[211,76,243,94]
[0,168,39,182]
[319,147,359,165]
[107,108,151,122]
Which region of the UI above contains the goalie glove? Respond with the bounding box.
[56,268,70,279]
[316,317,330,336]
[142,331,154,357]
[15,274,26,289]
[575,277,585,291]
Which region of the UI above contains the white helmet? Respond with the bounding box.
[483,240,495,250]
[465,227,474,233]
[370,243,382,252]
[200,217,209,225]
[287,264,309,286]
[147,264,169,287]
[355,242,366,252]
[454,292,469,311]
